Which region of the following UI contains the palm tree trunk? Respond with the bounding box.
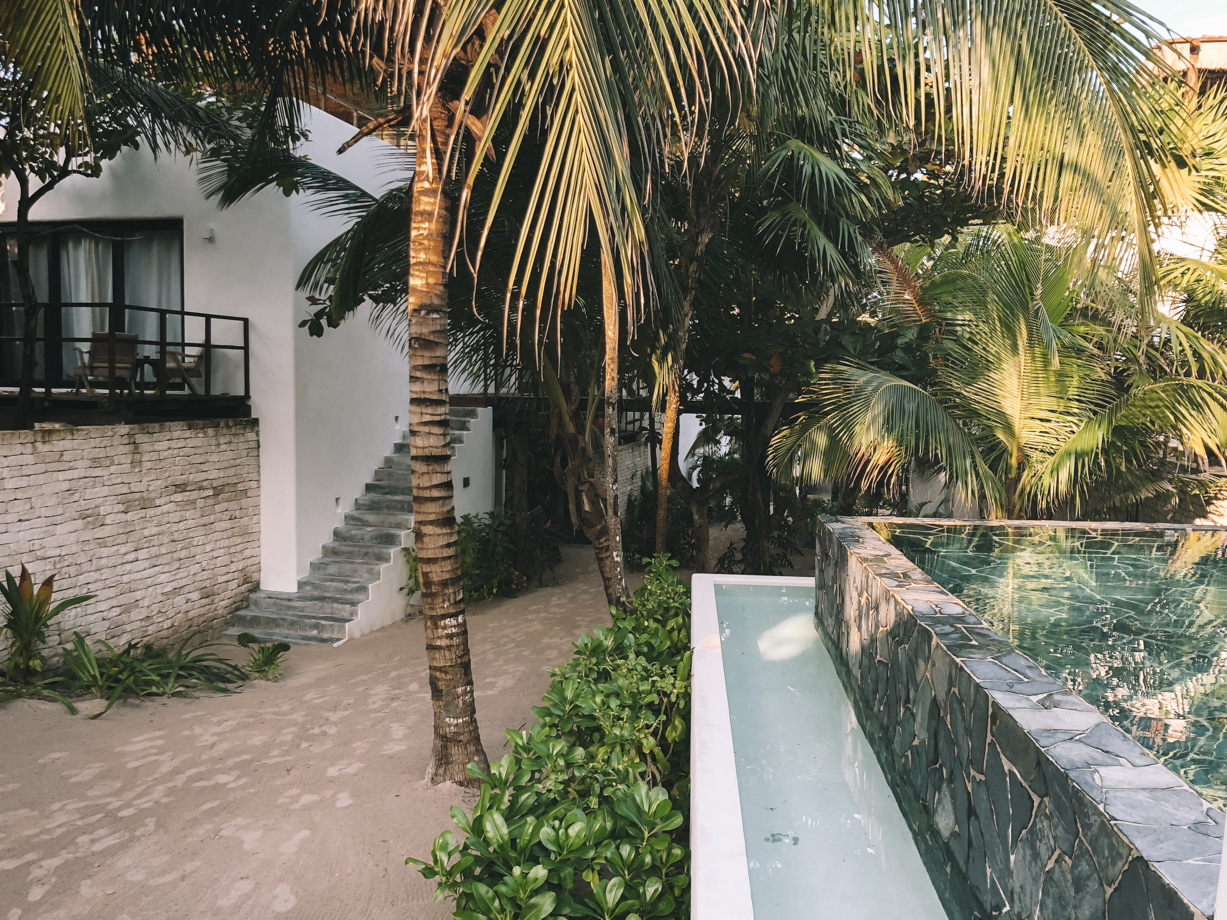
[654,175,720,555]
[600,250,630,607]
[654,369,684,555]
[409,104,487,786]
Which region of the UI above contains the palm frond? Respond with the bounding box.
[816,0,1186,310]
[818,361,1003,513]
[0,0,87,136]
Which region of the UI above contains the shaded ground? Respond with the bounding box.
[1,546,614,920]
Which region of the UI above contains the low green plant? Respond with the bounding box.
[408,555,692,919]
[236,632,291,680]
[61,632,148,719]
[1,565,94,684]
[135,637,247,696]
[457,509,525,600]
[59,632,247,716]
[400,546,422,596]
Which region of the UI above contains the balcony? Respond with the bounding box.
[0,302,251,428]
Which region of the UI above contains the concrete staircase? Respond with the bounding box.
[225,407,479,646]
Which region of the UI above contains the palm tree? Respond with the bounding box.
[770,228,1227,518]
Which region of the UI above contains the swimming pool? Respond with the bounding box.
[886,523,1227,808]
[814,517,1225,920]
[690,575,951,919]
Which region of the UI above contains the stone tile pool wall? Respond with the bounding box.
[815,516,1224,920]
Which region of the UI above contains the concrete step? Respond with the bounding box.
[310,557,386,581]
[295,575,371,601]
[333,524,404,546]
[320,541,396,563]
[450,431,464,446]
[344,509,414,529]
[392,440,411,455]
[353,494,413,514]
[371,467,414,485]
[364,481,415,497]
[450,407,478,423]
[223,627,338,647]
[382,454,413,471]
[226,606,351,640]
[247,590,361,619]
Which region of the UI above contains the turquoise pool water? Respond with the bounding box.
[714,582,949,918]
[885,523,1227,807]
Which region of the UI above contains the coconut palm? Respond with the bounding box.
[770,228,1227,518]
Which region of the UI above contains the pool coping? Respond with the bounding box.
[818,516,1227,919]
[690,573,815,920]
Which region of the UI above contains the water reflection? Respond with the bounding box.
[885,523,1227,806]
[716,583,949,918]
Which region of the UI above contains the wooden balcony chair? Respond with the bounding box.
[72,332,139,395]
[165,349,204,395]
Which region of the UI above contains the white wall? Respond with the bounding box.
[25,107,415,591]
[290,111,411,579]
[452,408,497,520]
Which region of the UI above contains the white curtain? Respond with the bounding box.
[125,231,182,356]
[59,233,112,371]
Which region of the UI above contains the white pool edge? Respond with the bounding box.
[690,573,817,920]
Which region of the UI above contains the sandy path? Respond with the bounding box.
[1,546,615,920]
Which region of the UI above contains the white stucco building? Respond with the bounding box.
[0,106,497,640]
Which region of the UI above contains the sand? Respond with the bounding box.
[0,546,616,920]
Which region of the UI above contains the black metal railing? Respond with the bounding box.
[0,302,250,398]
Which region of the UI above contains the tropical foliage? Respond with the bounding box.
[770,228,1227,519]
[408,556,692,920]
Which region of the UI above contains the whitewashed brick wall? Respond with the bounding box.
[0,420,260,664]
[594,439,655,513]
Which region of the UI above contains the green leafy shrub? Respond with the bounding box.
[236,633,291,680]
[458,510,526,600]
[409,555,693,919]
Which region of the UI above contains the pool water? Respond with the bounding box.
[885,523,1227,807]
[714,582,949,918]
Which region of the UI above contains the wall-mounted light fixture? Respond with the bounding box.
[203,227,216,243]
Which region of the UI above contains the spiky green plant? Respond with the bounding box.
[236,633,292,681]
[0,565,94,684]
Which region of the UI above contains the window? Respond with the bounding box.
[0,220,184,384]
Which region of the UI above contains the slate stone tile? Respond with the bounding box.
[1069,721,1154,769]
[1038,857,1075,920]
[1071,839,1106,920]
[1046,740,1126,771]
[1040,759,1078,856]
[1106,858,1154,920]
[1101,788,1212,828]
[970,691,989,775]
[1133,863,1192,920]
[1037,690,1098,713]
[1096,765,1184,791]
[968,817,991,911]
[996,650,1055,683]
[993,709,1047,794]
[980,677,1068,697]
[986,744,1013,858]
[964,659,1024,682]
[1007,765,1036,852]
[1013,801,1055,919]
[1031,729,1081,749]
[987,689,1045,711]
[1072,793,1132,885]
[1149,860,1217,919]
[1012,708,1104,733]
[1115,823,1223,863]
